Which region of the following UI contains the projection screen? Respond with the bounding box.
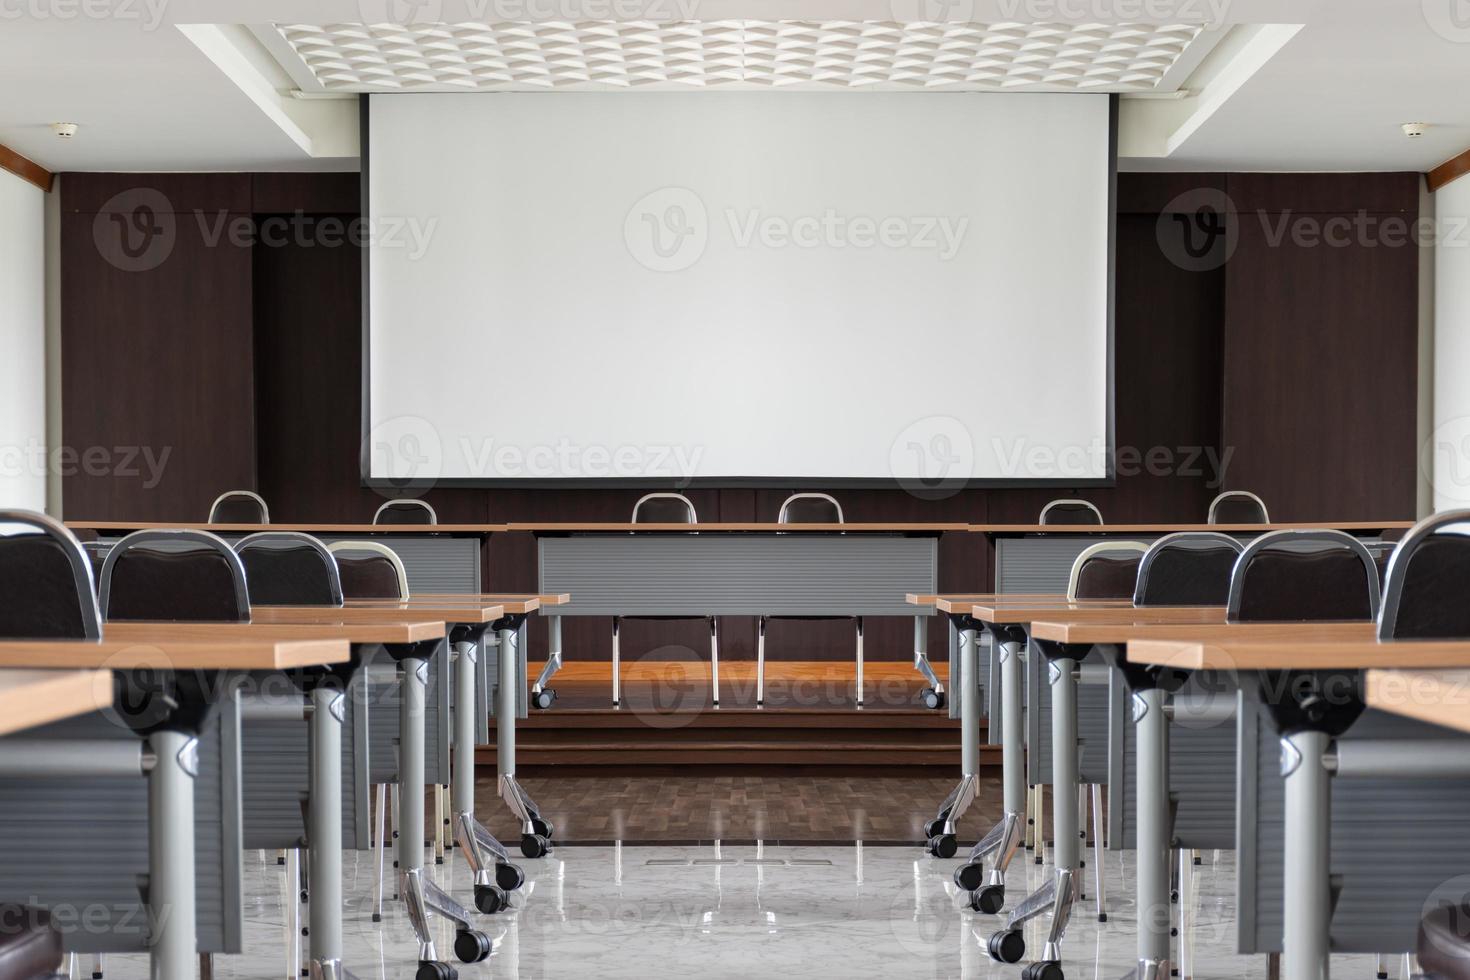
[365,92,1114,488]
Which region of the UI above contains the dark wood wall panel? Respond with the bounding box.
[58,169,1423,661]
[61,175,256,520]
[1219,173,1420,521]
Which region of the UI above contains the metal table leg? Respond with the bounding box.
[308,686,344,980]
[924,621,977,858]
[400,651,491,976]
[1128,687,1171,980]
[912,615,945,709]
[450,637,522,912]
[530,615,562,709]
[147,729,198,980]
[498,622,551,858]
[1282,730,1332,980]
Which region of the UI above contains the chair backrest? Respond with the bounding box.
[1379,511,1470,639]
[327,541,410,600]
[0,510,102,639]
[778,493,844,524]
[632,492,697,524]
[1208,490,1270,525]
[1134,532,1244,607]
[1227,530,1380,623]
[373,499,438,526]
[208,490,269,524]
[100,530,250,622]
[235,532,343,606]
[1039,499,1103,526]
[1067,541,1148,600]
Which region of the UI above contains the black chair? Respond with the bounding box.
[1067,541,1148,600]
[1039,499,1103,526]
[757,494,862,707]
[0,510,101,639]
[611,493,718,707]
[1134,532,1244,607]
[373,499,437,526]
[234,533,342,607]
[1227,529,1379,624]
[1208,490,1270,525]
[328,542,409,600]
[207,490,269,524]
[99,530,250,622]
[1379,512,1470,640]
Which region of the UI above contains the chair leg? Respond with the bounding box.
[433,783,445,863]
[372,784,386,922]
[90,953,103,979]
[855,616,865,707]
[757,616,767,707]
[1091,782,1107,921]
[709,616,720,707]
[611,616,621,708]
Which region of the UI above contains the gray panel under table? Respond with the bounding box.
[479,620,528,724]
[0,697,243,954]
[539,533,936,617]
[241,671,372,852]
[1239,703,1470,956]
[365,643,452,786]
[1109,673,1236,852]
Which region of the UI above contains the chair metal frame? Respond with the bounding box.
[1378,509,1470,639]
[1039,499,1103,526]
[372,499,438,525]
[0,509,102,639]
[1065,541,1149,600]
[98,529,250,622]
[1133,531,1244,606]
[206,489,270,525]
[326,541,411,600]
[234,532,344,607]
[1226,528,1381,622]
[776,492,844,524]
[1207,490,1270,524]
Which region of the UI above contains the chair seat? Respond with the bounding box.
[0,906,61,980]
[1420,905,1470,980]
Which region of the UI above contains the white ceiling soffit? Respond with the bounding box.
[260,20,1222,93]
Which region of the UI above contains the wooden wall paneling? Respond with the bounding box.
[0,143,53,192]
[1219,173,1420,520]
[61,173,256,520]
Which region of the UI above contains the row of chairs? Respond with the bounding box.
[1013,518,1468,975]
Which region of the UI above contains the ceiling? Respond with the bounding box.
[0,0,1466,175]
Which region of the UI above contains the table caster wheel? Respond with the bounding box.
[533,688,557,709]
[496,861,526,892]
[921,688,946,710]
[521,833,550,858]
[1022,961,1064,980]
[927,834,957,859]
[953,862,985,892]
[969,884,1005,915]
[473,883,506,914]
[454,930,493,964]
[988,929,1025,964]
[923,818,948,839]
[530,817,555,839]
[416,961,457,980]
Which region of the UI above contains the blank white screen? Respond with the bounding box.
[368,92,1111,484]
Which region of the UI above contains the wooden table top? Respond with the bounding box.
[339,599,511,620]
[906,592,1070,607]
[1366,669,1470,735]
[0,637,351,670]
[106,620,445,644]
[1031,619,1371,645]
[509,522,968,532]
[252,603,497,626]
[392,592,570,606]
[972,602,1225,626]
[345,596,544,615]
[1129,635,1470,671]
[968,521,1411,534]
[0,668,114,736]
[66,521,508,534]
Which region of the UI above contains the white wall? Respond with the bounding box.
[0,167,47,512]
[1433,176,1470,512]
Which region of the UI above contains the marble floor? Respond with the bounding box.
[65,843,1397,980]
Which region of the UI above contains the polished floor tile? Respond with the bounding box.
[65,844,1395,979]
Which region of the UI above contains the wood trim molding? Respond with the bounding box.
[0,143,52,192]
[1428,146,1470,193]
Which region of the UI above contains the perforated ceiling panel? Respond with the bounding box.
[272,21,1205,92]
